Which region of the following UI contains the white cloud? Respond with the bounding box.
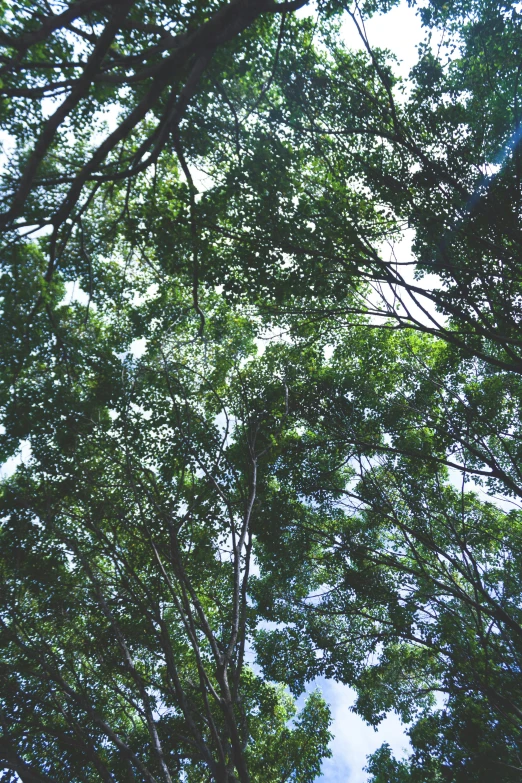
[0,439,32,479]
[341,2,425,79]
[129,337,148,358]
[298,679,410,783]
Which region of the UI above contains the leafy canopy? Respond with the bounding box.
[1,0,522,781]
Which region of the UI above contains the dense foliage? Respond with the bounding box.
[1,0,522,781]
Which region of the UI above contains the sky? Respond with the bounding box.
[340,1,426,77]
[4,2,519,781]
[301,679,410,783]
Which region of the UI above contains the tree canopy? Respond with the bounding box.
[1,0,522,781]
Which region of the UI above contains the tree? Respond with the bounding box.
[0,258,332,782]
[252,326,522,780]
[0,0,308,235]
[2,0,522,780]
